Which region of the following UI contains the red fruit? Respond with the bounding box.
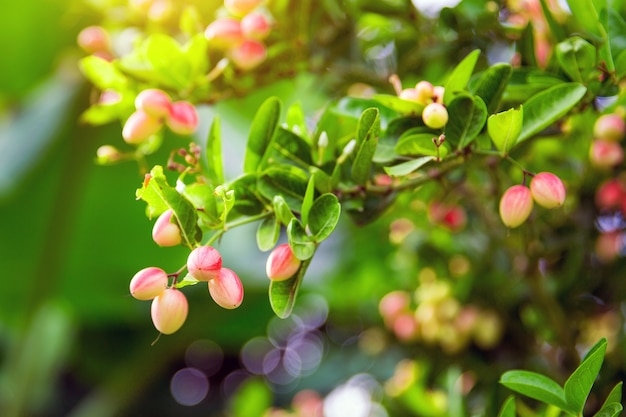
[379,291,411,326]
[166,101,198,135]
[208,268,244,309]
[122,110,162,144]
[228,39,267,70]
[422,102,448,129]
[204,18,244,48]
[241,11,271,40]
[499,185,534,228]
[589,140,624,168]
[530,172,566,209]
[151,288,188,334]
[595,179,625,210]
[130,267,168,300]
[135,89,171,118]
[152,209,181,247]
[266,244,301,281]
[187,246,222,281]
[428,202,467,232]
[77,26,110,53]
[594,114,625,142]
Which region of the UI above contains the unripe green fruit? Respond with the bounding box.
[228,39,267,70]
[594,114,625,142]
[152,209,181,247]
[589,139,624,168]
[130,267,168,300]
[241,11,271,40]
[135,89,171,118]
[187,246,222,281]
[166,101,198,136]
[151,288,188,334]
[122,110,162,144]
[208,268,244,309]
[266,244,301,281]
[204,18,244,48]
[422,103,448,129]
[499,185,533,228]
[530,172,566,209]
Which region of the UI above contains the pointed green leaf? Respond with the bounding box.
[204,117,224,185]
[287,218,316,260]
[256,215,280,252]
[261,127,313,170]
[593,403,623,417]
[351,108,380,185]
[497,395,516,417]
[602,382,623,408]
[301,176,316,226]
[136,166,202,249]
[488,107,523,155]
[517,83,586,143]
[174,273,200,289]
[539,0,566,41]
[445,93,488,149]
[244,97,282,173]
[555,36,597,83]
[273,195,296,226]
[229,174,265,216]
[286,101,309,142]
[444,49,481,104]
[500,370,572,412]
[308,193,341,243]
[383,156,435,177]
[564,338,607,415]
[79,56,128,90]
[395,132,449,158]
[566,0,602,37]
[258,166,308,212]
[372,94,424,116]
[269,257,312,319]
[145,34,190,89]
[470,63,512,113]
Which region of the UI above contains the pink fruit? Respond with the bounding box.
[266,244,301,281]
[499,185,534,228]
[223,0,264,15]
[228,39,267,70]
[130,267,168,300]
[151,288,188,334]
[589,140,624,168]
[204,18,244,48]
[241,11,271,40]
[152,209,181,247]
[594,114,625,142]
[530,172,566,209]
[595,179,626,210]
[399,88,420,102]
[415,81,434,104]
[208,268,244,309]
[122,110,162,144]
[166,101,198,135]
[135,89,171,118]
[379,291,411,325]
[422,102,448,129]
[77,26,110,53]
[187,246,222,281]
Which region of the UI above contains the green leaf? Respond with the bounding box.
[602,382,623,409]
[261,127,313,169]
[258,166,309,213]
[273,195,296,226]
[539,0,566,41]
[605,8,626,54]
[488,106,523,155]
[244,97,282,173]
[229,377,272,417]
[500,370,572,412]
[351,108,380,185]
[286,101,309,142]
[445,93,487,149]
[517,83,587,143]
[301,176,316,226]
[174,273,200,289]
[566,0,602,37]
[145,34,191,90]
[615,49,626,79]
[372,94,423,116]
[497,395,516,417]
[269,257,312,318]
[287,218,316,260]
[564,338,607,415]
[469,63,512,113]
[183,33,209,78]
[256,215,280,252]
[79,56,127,90]
[136,166,202,249]
[383,156,435,176]
[183,183,221,227]
[593,403,623,417]
[204,117,224,185]
[444,49,481,104]
[395,132,449,158]
[229,174,265,216]
[555,36,597,83]
[308,193,341,242]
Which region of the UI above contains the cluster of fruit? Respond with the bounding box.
[397,80,449,129]
[589,112,626,169]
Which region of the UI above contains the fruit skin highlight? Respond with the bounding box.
[135,89,171,118]
[209,268,244,309]
[187,246,222,281]
[167,101,198,136]
[422,103,449,129]
[266,244,301,281]
[530,172,566,209]
[151,288,188,334]
[130,267,168,300]
[152,209,182,247]
[499,185,534,228]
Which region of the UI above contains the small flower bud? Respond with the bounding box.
[77,26,110,54]
[130,267,168,300]
[187,246,222,281]
[204,18,244,48]
[589,139,624,168]
[594,114,625,142]
[152,209,181,247]
[208,268,244,309]
[241,11,271,40]
[530,172,566,209]
[224,0,265,15]
[166,101,198,136]
[228,39,267,70]
[96,145,122,164]
[422,102,448,129]
[266,244,301,281]
[122,110,162,144]
[135,89,171,118]
[151,288,188,334]
[499,185,533,228]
